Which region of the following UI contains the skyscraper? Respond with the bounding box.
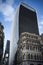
[19,3,39,35]
[5,40,10,54]
[9,2,39,65]
[0,23,4,64]
[1,40,10,65]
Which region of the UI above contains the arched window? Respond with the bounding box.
[26,44,29,49]
[30,45,32,50]
[31,54,33,59]
[36,46,37,51]
[23,53,26,59]
[28,54,30,59]
[34,54,36,60]
[37,55,41,60]
[37,55,39,60]
[23,53,25,59]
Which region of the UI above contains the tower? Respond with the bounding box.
[9,2,39,65]
[1,40,10,65]
[0,22,4,63]
[13,2,43,65]
[19,3,39,35]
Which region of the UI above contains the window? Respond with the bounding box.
[26,44,29,49]
[30,46,32,50]
[23,53,26,59]
[37,55,39,60]
[28,54,30,59]
[31,54,33,59]
[30,45,35,51]
[34,54,36,60]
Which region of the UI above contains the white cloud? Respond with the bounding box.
[0,3,15,22]
[2,5,14,16]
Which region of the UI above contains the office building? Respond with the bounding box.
[0,23,4,64]
[9,2,39,65]
[1,40,10,65]
[19,3,39,35]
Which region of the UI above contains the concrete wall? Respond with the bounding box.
[9,5,20,65]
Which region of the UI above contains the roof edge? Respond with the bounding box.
[19,2,36,12]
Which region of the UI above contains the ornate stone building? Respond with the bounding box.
[17,32,43,65]
[40,34,43,63]
[0,23,4,63]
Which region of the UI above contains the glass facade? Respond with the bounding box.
[19,4,39,35]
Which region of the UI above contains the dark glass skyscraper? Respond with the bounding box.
[9,2,39,65]
[19,3,39,35]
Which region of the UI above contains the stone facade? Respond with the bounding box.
[40,34,43,63]
[17,32,43,65]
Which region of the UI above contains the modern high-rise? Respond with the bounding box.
[0,23,4,64]
[9,2,39,65]
[19,3,39,35]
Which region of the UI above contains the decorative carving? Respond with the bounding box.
[17,32,43,65]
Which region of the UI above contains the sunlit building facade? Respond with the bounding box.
[17,32,43,65]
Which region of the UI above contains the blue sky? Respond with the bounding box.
[0,0,43,51]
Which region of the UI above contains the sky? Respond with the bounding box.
[0,0,43,51]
